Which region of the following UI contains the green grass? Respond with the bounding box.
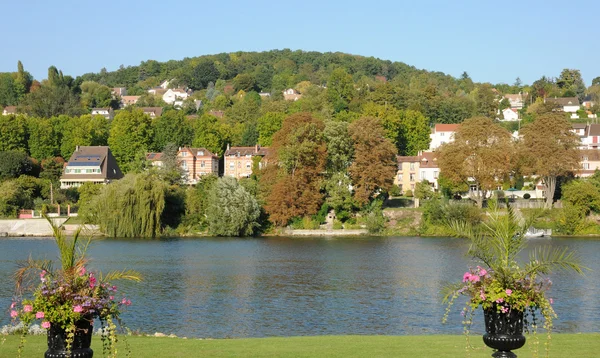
[2,334,599,358]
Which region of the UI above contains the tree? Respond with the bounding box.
[233,73,256,92]
[437,117,514,208]
[151,110,193,151]
[398,109,431,156]
[0,114,28,152]
[557,69,586,102]
[28,117,59,161]
[0,73,17,106]
[192,114,228,156]
[261,113,327,226]
[561,179,600,215]
[182,174,218,230]
[187,61,220,90]
[327,68,354,112]
[257,112,285,146]
[20,85,83,117]
[519,113,581,208]
[158,142,184,184]
[473,83,497,118]
[80,81,116,109]
[414,181,435,200]
[205,176,261,236]
[60,115,110,159]
[348,117,397,206]
[108,109,153,172]
[592,77,600,87]
[0,151,33,180]
[90,172,167,238]
[324,120,354,173]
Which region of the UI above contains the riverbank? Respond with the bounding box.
[2,334,599,357]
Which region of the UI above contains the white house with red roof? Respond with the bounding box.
[500,108,519,121]
[428,124,459,151]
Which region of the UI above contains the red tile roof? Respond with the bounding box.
[434,124,459,132]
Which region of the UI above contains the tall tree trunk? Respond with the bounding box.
[474,189,484,208]
[544,176,556,209]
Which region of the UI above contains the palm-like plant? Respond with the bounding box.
[11,216,141,357]
[443,200,584,356]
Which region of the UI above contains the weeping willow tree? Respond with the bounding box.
[91,172,167,238]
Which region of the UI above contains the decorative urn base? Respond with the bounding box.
[45,319,93,358]
[482,306,526,358]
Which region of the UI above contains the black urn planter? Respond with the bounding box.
[482,306,526,358]
[45,319,94,358]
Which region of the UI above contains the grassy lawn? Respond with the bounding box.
[2,334,599,358]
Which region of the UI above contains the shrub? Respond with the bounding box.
[553,204,587,235]
[404,189,413,197]
[523,193,531,200]
[389,184,402,197]
[493,190,505,199]
[332,220,343,230]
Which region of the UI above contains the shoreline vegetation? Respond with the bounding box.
[1,333,599,357]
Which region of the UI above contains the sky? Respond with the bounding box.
[2,0,598,86]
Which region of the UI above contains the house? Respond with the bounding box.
[60,146,123,189]
[395,152,439,194]
[91,108,114,120]
[121,96,140,107]
[500,108,519,121]
[112,87,127,97]
[283,88,302,101]
[503,93,527,110]
[578,150,600,177]
[141,107,163,118]
[428,123,459,151]
[2,106,17,115]
[259,92,271,98]
[582,124,600,149]
[582,95,595,109]
[208,110,224,118]
[544,97,580,118]
[395,156,420,193]
[162,88,189,105]
[146,147,219,184]
[147,87,167,96]
[224,144,269,178]
[572,123,588,148]
[159,79,171,89]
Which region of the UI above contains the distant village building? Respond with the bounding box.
[121,96,140,107]
[259,92,271,98]
[2,106,17,115]
[428,124,459,151]
[282,88,302,101]
[500,108,519,121]
[162,88,190,106]
[112,87,127,97]
[91,108,114,120]
[141,107,163,118]
[146,147,219,184]
[208,110,225,118]
[60,146,123,189]
[224,144,269,178]
[503,93,527,110]
[544,97,580,118]
[578,150,600,177]
[395,152,439,194]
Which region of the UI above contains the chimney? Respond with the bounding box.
[227,143,230,151]
[255,144,259,153]
[75,145,80,152]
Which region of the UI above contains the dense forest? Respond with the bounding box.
[0,50,599,236]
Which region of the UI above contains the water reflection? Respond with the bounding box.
[0,236,598,338]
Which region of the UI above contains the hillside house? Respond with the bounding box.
[60,146,123,189]
[428,124,459,151]
[545,97,580,118]
[141,107,163,118]
[146,147,219,184]
[2,106,17,115]
[224,144,269,178]
[91,108,114,120]
[283,88,302,101]
[121,96,140,107]
[503,93,527,110]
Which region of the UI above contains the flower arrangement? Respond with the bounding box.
[443,201,584,356]
[9,218,140,357]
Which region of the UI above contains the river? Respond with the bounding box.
[1,236,598,337]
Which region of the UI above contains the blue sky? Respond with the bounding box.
[2,0,598,85]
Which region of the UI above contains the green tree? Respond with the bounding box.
[473,83,497,118]
[327,68,355,112]
[0,180,26,217]
[414,181,435,200]
[0,114,28,152]
[28,118,59,161]
[324,120,354,173]
[187,61,220,90]
[80,81,115,109]
[437,117,514,208]
[151,109,193,151]
[233,73,256,92]
[0,151,33,180]
[60,115,110,159]
[561,179,600,215]
[0,73,17,106]
[182,174,218,230]
[348,117,397,206]
[324,172,354,220]
[519,113,581,208]
[557,69,586,102]
[108,109,153,172]
[398,109,431,155]
[257,112,285,146]
[192,114,227,156]
[14,60,33,100]
[205,176,261,236]
[90,172,167,238]
[20,85,83,117]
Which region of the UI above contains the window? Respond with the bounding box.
[410,162,415,170]
[410,173,415,182]
[181,151,188,157]
[201,161,205,168]
[181,162,188,170]
[398,174,403,181]
[238,162,241,168]
[75,169,81,174]
[434,171,438,179]
[246,162,251,169]
[583,156,589,161]
[440,132,445,136]
[197,151,204,156]
[421,171,426,180]
[583,163,590,170]
[229,162,234,169]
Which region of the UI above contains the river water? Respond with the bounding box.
[1,236,598,337]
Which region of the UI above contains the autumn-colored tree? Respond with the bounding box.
[519,113,580,208]
[437,117,514,208]
[348,117,397,206]
[260,113,327,226]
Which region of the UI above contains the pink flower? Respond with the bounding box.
[549,298,554,304]
[23,305,33,313]
[496,298,504,303]
[477,266,488,276]
[469,275,480,283]
[462,272,472,282]
[479,291,486,300]
[505,289,513,296]
[73,305,83,313]
[89,274,97,289]
[40,270,47,281]
[501,306,509,313]
[41,321,51,329]
[36,312,45,319]
[109,296,114,300]
[10,310,18,318]
[10,302,16,309]
[79,267,86,276]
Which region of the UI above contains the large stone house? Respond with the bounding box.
[146,147,219,184]
[60,146,123,189]
[224,145,269,178]
[395,152,439,194]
